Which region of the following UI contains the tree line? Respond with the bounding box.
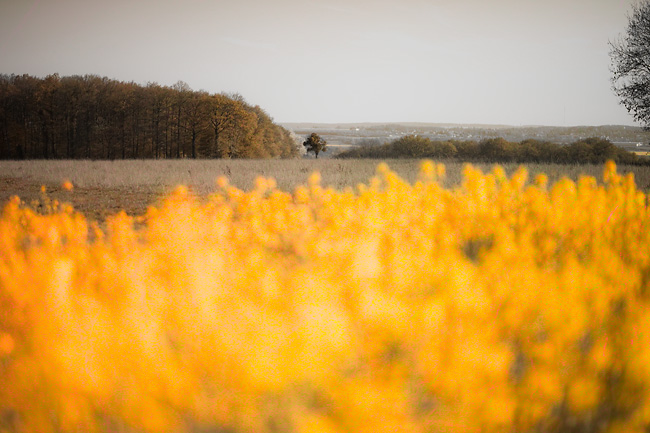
[337,135,646,165]
[0,74,299,160]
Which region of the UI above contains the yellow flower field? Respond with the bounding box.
[1,161,649,433]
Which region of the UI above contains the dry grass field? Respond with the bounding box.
[3,159,650,221]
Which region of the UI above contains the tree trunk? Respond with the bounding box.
[177,105,182,158]
[39,113,49,159]
[191,128,197,159]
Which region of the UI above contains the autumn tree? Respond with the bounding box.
[478,137,515,161]
[172,81,192,158]
[206,94,255,158]
[610,0,650,129]
[390,135,433,157]
[34,74,61,158]
[303,133,327,158]
[183,91,208,159]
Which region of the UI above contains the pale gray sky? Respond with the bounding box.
[0,0,639,126]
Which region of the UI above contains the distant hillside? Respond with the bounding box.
[284,123,650,158]
[0,74,299,160]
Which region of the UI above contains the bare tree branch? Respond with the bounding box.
[610,1,650,129]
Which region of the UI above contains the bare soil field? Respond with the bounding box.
[2,159,650,222]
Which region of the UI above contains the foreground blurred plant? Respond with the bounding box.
[1,161,649,433]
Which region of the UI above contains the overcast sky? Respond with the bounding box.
[0,0,639,126]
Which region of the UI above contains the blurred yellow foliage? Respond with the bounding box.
[61,180,73,191]
[1,161,650,432]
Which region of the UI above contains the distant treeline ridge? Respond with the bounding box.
[0,74,299,160]
[338,135,645,164]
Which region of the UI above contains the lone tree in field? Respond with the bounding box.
[610,1,650,129]
[303,133,327,158]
